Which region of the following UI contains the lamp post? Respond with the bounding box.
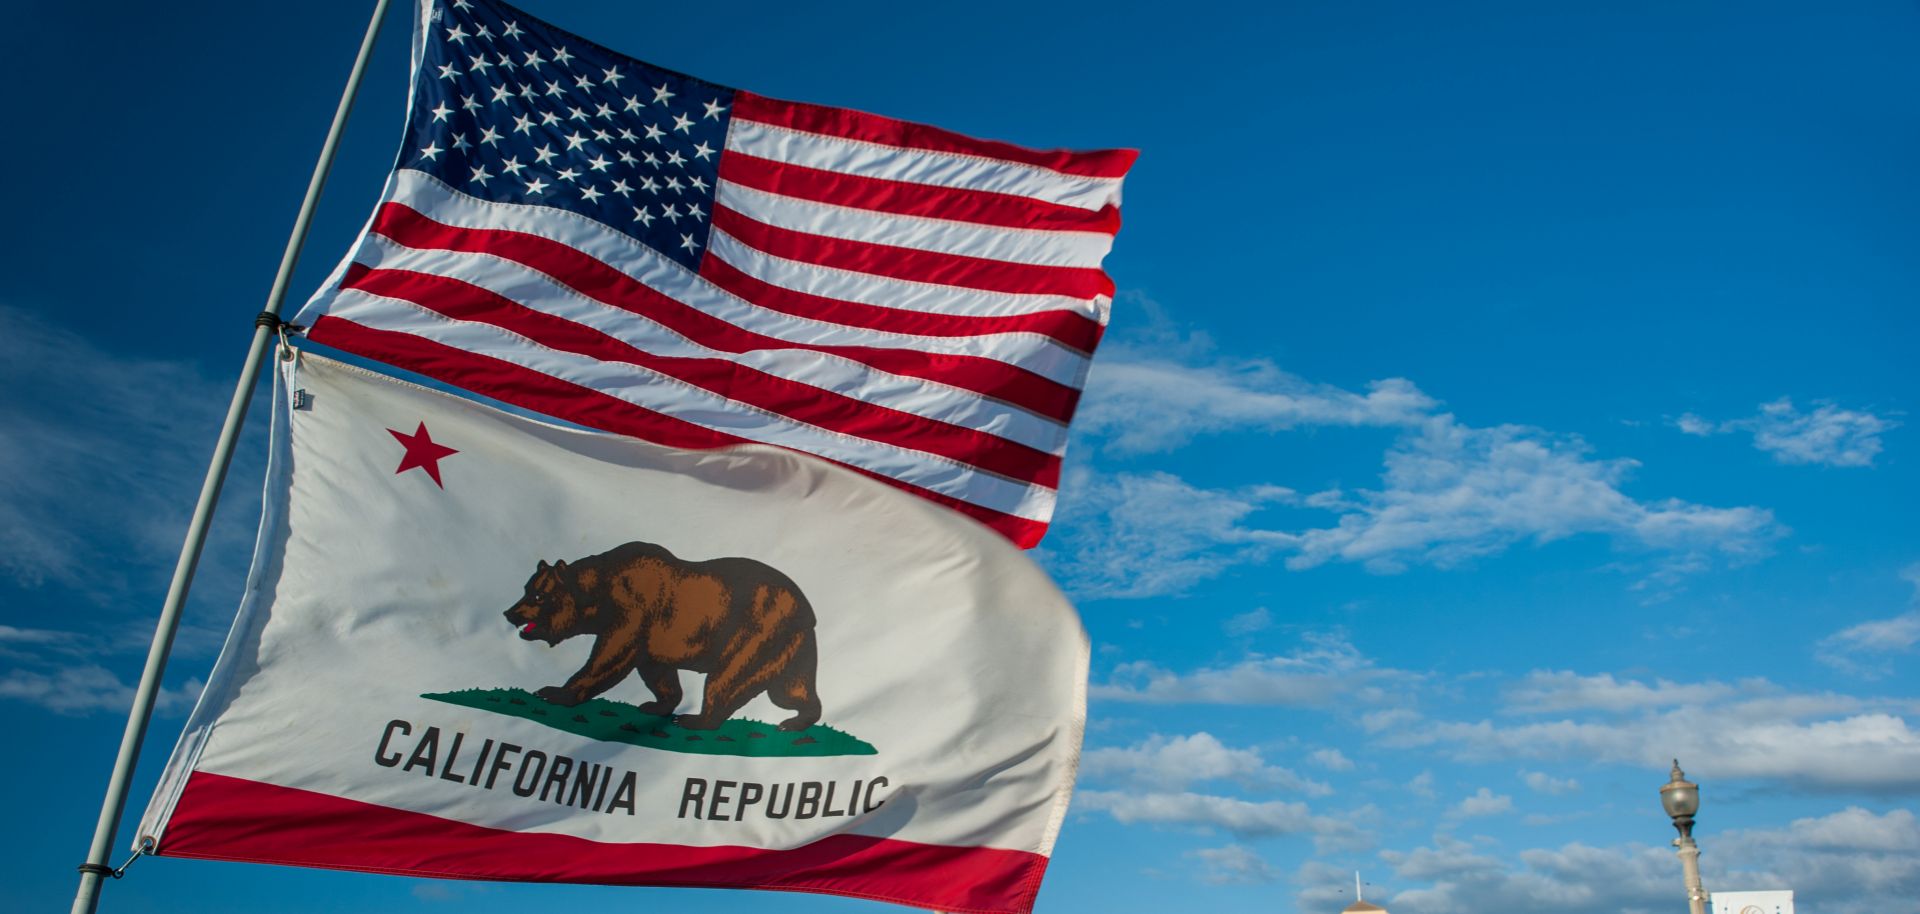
[1660,760,1708,914]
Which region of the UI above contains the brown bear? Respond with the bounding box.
[502,540,822,732]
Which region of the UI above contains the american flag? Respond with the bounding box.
[295,0,1134,547]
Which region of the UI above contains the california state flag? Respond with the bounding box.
[139,351,1087,914]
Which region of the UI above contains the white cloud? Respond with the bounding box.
[1505,670,1737,714]
[0,663,202,717]
[1092,633,1417,708]
[1188,844,1284,885]
[1373,672,1920,792]
[1076,342,1436,455]
[1081,732,1331,796]
[1521,770,1581,795]
[1407,770,1437,799]
[1448,787,1513,819]
[1676,398,1896,467]
[1309,748,1357,771]
[1817,564,1920,678]
[1288,416,1783,574]
[1075,789,1362,847]
[1356,807,1920,914]
[1223,607,1273,637]
[1040,467,1300,599]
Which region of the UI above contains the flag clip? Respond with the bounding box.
[76,837,152,880]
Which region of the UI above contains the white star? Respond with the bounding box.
[452,132,473,152]
[430,101,453,122]
[702,98,726,120]
[564,131,588,150]
[474,24,492,41]
[490,84,512,105]
[580,184,604,202]
[524,176,549,195]
[479,126,502,147]
[688,176,709,193]
[495,53,514,70]
[518,83,537,100]
[453,0,471,10]
[618,128,638,142]
[538,110,561,126]
[551,45,574,66]
[680,233,700,252]
[469,164,493,186]
[543,81,564,97]
[587,154,612,171]
[418,141,443,161]
[651,83,675,104]
[512,114,534,134]
[523,49,545,69]
[664,176,684,193]
[501,156,526,176]
[556,167,580,182]
[611,179,633,197]
[533,143,557,164]
[665,150,686,168]
[468,54,493,74]
[623,95,644,114]
[574,74,595,91]
[592,128,612,142]
[633,206,654,226]
[691,141,716,161]
[568,106,589,122]
[686,202,706,219]
[503,20,524,39]
[445,23,469,43]
[602,66,624,87]
[437,62,460,81]
[639,176,661,193]
[643,123,665,142]
[671,113,694,133]
[662,204,682,223]
[642,151,660,167]
[594,103,614,119]
[460,93,481,112]
[618,150,637,165]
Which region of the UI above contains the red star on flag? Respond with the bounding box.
[387,421,458,488]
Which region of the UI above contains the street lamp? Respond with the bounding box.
[1660,760,1708,914]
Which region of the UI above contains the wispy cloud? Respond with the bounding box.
[1817,564,1920,678]
[1677,397,1897,467]
[1188,844,1284,885]
[1082,732,1331,796]
[1092,633,1417,708]
[1075,789,1364,850]
[0,664,202,716]
[1446,787,1513,820]
[1520,770,1580,795]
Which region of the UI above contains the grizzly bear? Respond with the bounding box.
[502,541,822,732]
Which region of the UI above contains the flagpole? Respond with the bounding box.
[69,1,394,910]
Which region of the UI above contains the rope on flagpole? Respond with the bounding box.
[69,1,394,912]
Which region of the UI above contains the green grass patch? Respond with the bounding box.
[422,687,876,757]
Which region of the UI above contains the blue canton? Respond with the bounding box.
[404,0,733,271]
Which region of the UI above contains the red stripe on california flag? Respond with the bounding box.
[733,91,1138,180]
[158,772,1051,914]
[337,265,1064,487]
[303,316,1050,547]
[371,203,1077,422]
[718,153,1122,234]
[711,205,1117,300]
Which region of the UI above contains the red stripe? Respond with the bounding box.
[733,91,1137,180]
[304,317,1049,548]
[337,265,1062,487]
[700,253,1098,375]
[372,202,1079,423]
[711,205,1115,300]
[719,152,1121,234]
[158,772,1049,914]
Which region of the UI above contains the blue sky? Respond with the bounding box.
[4,1,1917,911]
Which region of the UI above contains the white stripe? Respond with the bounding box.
[715,179,1114,268]
[706,227,1104,330]
[323,290,1057,522]
[353,234,1069,455]
[728,119,1122,211]
[380,170,1094,386]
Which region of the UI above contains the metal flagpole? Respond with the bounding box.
[70,1,393,910]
